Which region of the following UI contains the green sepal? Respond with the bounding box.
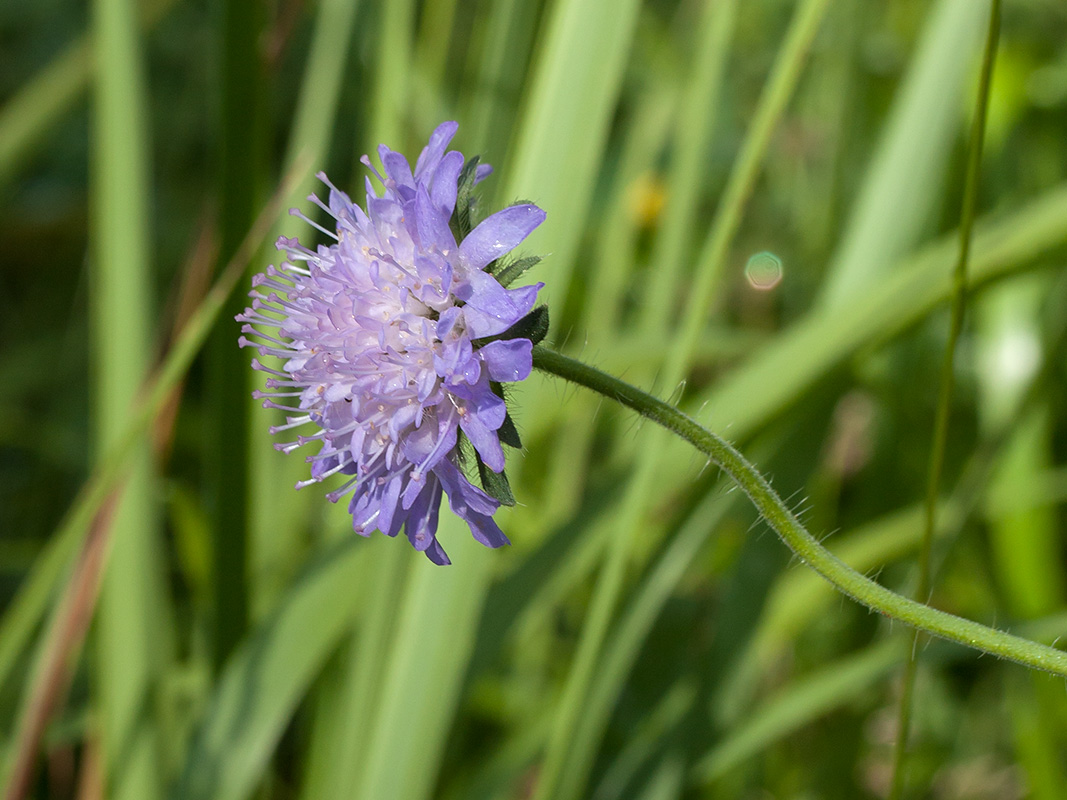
[451,155,483,240]
[476,454,516,506]
[494,255,542,286]
[497,411,522,449]
[511,305,550,346]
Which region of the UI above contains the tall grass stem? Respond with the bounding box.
[889,1,1001,796]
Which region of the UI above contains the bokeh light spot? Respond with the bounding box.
[744,251,783,290]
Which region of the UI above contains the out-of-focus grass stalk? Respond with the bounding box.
[698,639,904,784]
[173,533,366,800]
[0,163,302,743]
[889,2,1000,797]
[667,0,830,352]
[540,87,676,524]
[206,0,265,670]
[297,542,406,800]
[558,487,735,796]
[415,0,460,92]
[582,90,677,340]
[592,680,695,800]
[668,181,1067,481]
[1,496,118,800]
[364,0,414,158]
[89,0,166,796]
[243,0,364,788]
[250,0,361,619]
[287,0,361,181]
[818,0,988,309]
[0,0,177,191]
[531,5,831,799]
[351,531,492,800]
[461,0,540,157]
[977,289,1066,793]
[499,0,642,308]
[633,755,685,800]
[638,0,737,334]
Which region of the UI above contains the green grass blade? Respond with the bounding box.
[352,524,493,800]
[296,539,409,800]
[0,0,177,190]
[632,755,685,800]
[172,535,365,800]
[90,0,167,795]
[540,85,678,523]
[591,681,696,800]
[695,640,903,784]
[249,0,362,620]
[0,167,301,728]
[288,0,361,174]
[663,0,831,364]
[1007,673,1067,799]
[531,5,831,797]
[414,0,461,94]
[819,0,988,308]
[0,42,90,191]
[978,280,1064,617]
[365,0,415,156]
[499,0,643,310]
[554,489,734,800]
[691,183,1067,444]
[460,0,541,157]
[639,0,737,333]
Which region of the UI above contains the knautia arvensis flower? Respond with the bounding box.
[238,122,546,564]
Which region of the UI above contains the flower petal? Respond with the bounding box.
[461,274,542,338]
[414,121,459,180]
[379,147,415,192]
[405,478,442,552]
[478,339,533,382]
[435,458,499,518]
[430,150,464,215]
[415,184,456,254]
[458,204,546,271]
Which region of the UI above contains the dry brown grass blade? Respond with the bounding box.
[2,492,120,800]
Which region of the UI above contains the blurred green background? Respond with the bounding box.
[3,0,1067,797]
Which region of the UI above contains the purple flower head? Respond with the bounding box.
[238,122,545,564]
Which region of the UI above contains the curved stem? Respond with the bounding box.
[531,345,1067,676]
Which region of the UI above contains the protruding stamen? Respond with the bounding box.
[269,415,313,434]
[288,208,339,240]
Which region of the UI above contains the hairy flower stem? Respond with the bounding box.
[531,345,1067,676]
[889,3,1001,796]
